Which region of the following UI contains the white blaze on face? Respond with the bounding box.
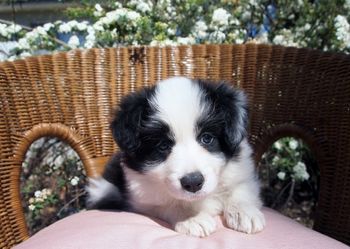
[148,77,226,201]
[151,77,204,141]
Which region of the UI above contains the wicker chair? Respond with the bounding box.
[0,44,349,248]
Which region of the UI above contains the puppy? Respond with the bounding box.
[87,77,265,237]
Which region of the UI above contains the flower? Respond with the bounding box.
[43,23,54,32]
[76,22,88,31]
[273,141,282,150]
[334,15,350,49]
[0,23,9,38]
[209,30,226,43]
[68,35,80,48]
[29,204,36,211]
[293,162,310,181]
[289,139,299,150]
[70,176,80,186]
[7,24,22,34]
[95,3,103,12]
[177,36,196,45]
[18,38,30,50]
[34,190,42,198]
[211,8,231,27]
[59,23,72,33]
[277,171,286,180]
[193,21,208,40]
[128,0,153,13]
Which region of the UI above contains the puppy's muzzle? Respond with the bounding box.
[180,171,204,193]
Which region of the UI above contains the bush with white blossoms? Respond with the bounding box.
[259,137,318,228]
[0,0,349,61]
[270,138,311,183]
[21,137,86,235]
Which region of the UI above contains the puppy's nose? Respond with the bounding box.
[180,171,204,193]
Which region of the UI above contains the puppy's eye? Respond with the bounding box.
[157,141,171,152]
[200,133,214,145]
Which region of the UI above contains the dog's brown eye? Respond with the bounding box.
[200,133,214,145]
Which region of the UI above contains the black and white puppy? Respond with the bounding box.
[87,77,265,237]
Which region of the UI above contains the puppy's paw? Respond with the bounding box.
[175,213,217,237]
[224,205,265,234]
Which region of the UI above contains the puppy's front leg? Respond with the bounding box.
[173,198,221,237]
[174,211,217,237]
[224,182,265,234]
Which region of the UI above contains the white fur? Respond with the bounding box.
[122,78,265,236]
[86,177,119,205]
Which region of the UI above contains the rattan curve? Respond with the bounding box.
[0,44,349,248]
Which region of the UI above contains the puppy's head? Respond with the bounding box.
[111,77,248,201]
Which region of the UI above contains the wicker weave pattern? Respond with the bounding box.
[0,44,349,248]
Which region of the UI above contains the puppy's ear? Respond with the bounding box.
[110,87,156,152]
[219,84,249,155]
[199,80,249,156]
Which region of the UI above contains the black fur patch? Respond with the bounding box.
[110,86,174,172]
[87,153,130,210]
[196,80,248,158]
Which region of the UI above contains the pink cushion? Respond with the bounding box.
[15,208,348,249]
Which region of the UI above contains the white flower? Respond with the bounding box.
[126,10,141,22]
[93,21,104,32]
[59,23,72,33]
[34,190,42,198]
[249,0,258,7]
[35,26,47,36]
[68,20,79,29]
[167,28,176,36]
[68,35,80,48]
[273,29,300,47]
[177,36,196,45]
[193,21,208,39]
[114,1,122,8]
[272,155,280,164]
[29,204,36,211]
[345,0,350,9]
[242,11,251,22]
[43,23,54,32]
[277,171,286,180]
[8,24,22,34]
[209,30,226,43]
[128,0,152,13]
[76,22,88,31]
[150,39,177,46]
[29,197,35,204]
[334,15,350,49]
[289,139,299,150]
[18,38,30,50]
[94,4,104,17]
[254,31,269,44]
[212,8,231,27]
[85,27,96,48]
[70,176,80,186]
[95,3,103,12]
[293,162,310,181]
[273,141,282,150]
[273,34,285,45]
[20,52,32,58]
[0,23,8,37]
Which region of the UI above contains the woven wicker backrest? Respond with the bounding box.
[0,44,349,248]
